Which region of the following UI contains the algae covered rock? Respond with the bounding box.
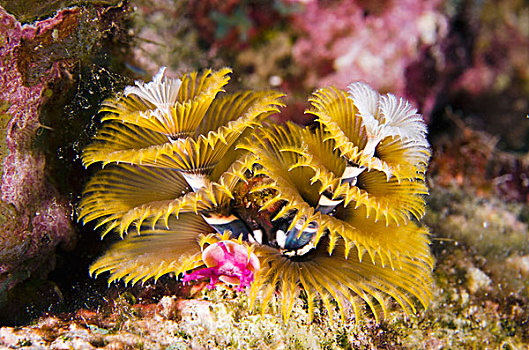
[0,3,126,311]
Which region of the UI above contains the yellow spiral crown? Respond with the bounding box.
[79,67,433,323]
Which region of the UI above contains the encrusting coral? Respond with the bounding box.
[79,67,433,323]
[0,6,83,302]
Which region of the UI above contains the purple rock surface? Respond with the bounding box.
[0,6,74,298]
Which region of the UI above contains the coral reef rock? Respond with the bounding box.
[0,2,125,311]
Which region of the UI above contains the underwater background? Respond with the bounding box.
[0,0,528,348]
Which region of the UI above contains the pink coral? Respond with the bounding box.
[290,0,448,114]
[183,241,260,292]
[0,7,69,204]
[0,6,75,296]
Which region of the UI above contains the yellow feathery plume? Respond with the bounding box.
[309,86,431,180]
[93,153,255,237]
[307,87,368,164]
[80,68,433,325]
[78,164,190,237]
[89,214,214,285]
[81,69,283,237]
[239,123,324,230]
[83,91,283,174]
[250,236,433,324]
[101,68,232,138]
[298,127,347,176]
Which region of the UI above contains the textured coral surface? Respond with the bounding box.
[291,0,448,103]
[0,7,74,301]
[0,1,127,318]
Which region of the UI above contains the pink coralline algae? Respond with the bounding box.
[183,241,260,292]
[0,7,74,298]
[290,0,448,115]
